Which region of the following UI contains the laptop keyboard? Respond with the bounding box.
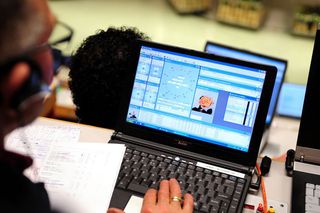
[306,183,320,212]
[116,147,246,213]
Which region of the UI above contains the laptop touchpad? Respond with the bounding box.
[124,195,143,213]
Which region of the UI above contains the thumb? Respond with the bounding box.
[107,207,125,213]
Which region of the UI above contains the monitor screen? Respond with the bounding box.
[205,42,287,127]
[276,82,306,118]
[126,45,268,152]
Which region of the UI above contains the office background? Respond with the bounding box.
[49,0,317,85]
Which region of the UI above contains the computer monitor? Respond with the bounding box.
[276,82,306,118]
[205,41,287,128]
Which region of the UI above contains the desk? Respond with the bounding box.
[261,116,300,159]
[31,116,299,212]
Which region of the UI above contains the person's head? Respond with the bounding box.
[0,0,55,141]
[199,96,213,109]
[69,26,149,129]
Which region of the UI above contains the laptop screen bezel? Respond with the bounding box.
[116,40,277,167]
[204,41,287,128]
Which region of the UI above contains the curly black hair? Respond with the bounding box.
[69,26,149,128]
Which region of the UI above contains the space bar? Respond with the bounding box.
[127,182,149,194]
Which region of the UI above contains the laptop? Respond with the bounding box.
[204,41,287,151]
[276,82,306,119]
[291,24,320,213]
[109,40,276,213]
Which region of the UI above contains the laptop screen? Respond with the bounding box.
[276,82,306,118]
[205,42,287,127]
[125,45,268,153]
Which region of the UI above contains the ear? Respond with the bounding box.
[3,61,48,129]
[1,62,30,105]
[0,63,31,136]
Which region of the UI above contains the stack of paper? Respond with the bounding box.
[5,125,126,213]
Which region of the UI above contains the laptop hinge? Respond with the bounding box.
[112,132,253,175]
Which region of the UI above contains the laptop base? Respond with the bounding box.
[110,188,133,209]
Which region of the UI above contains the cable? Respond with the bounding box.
[256,162,267,213]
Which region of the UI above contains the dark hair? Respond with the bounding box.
[69,26,149,128]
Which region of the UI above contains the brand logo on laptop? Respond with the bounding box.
[175,139,191,146]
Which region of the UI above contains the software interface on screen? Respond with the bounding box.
[126,45,267,152]
[205,44,286,126]
[276,83,306,118]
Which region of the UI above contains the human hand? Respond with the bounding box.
[141,178,193,213]
[107,207,125,213]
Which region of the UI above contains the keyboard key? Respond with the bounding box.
[141,152,148,157]
[140,170,149,179]
[172,161,179,166]
[229,176,237,181]
[188,165,195,170]
[219,207,228,213]
[127,181,148,194]
[132,155,141,161]
[118,177,131,189]
[204,169,212,174]
[200,203,209,212]
[164,158,171,163]
[156,156,163,161]
[150,181,159,189]
[196,167,204,172]
[238,178,245,183]
[221,174,228,179]
[148,154,155,159]
[213,171,220,176]
[208,198,220,207]
[306,187,315,196]
[124,153,132,160]
[141,179,151,187]
[210,204,219,213]
[307,183,315,189]
[180,162,187,168]
[305,203,320,212]
[133,150,140,155]
[306,195,319,205]
[193,202,200,211]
